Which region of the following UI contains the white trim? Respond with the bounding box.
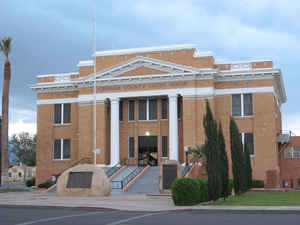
[37,72,78,78]
[215,59,273,65]
[37,87,275,105]
[93,44,196,57]
[77,60,94,67]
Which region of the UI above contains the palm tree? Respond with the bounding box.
[190,144,206,164]
[0,37,12,186]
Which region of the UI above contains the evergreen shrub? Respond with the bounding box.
[171,178,200,206]
[228,179,234,196]
[194,179,209,202]
[25,178,35,187]
[251,180,264,188]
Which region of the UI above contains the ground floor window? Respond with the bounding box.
[129,136,135,158]
[240,133,254,155]
[53,139,71,160]
[161,136,168,157]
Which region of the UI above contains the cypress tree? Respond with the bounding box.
[203,101,220,201]
[244,143,252,190]
[218,124,229,200]
[229,118,244,195]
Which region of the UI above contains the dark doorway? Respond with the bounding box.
[138,136,158,166]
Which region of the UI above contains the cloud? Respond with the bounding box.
[9,119,36,136]
[282,114,300,136]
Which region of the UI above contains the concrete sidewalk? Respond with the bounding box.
[1,191,300,212]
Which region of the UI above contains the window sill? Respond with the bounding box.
[53,123,71,127]
[250,155,255,158]
[232,115,254,119]
[53,159,70,161]
[138,120,158,122]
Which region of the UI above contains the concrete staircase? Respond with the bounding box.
[110,167,137,193]
[126,166,160,194]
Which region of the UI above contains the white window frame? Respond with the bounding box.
[138,98,157,121]
[54,103,71,125]
[128,136,135,159]
[232,94,253,117]
[53,138,71,160]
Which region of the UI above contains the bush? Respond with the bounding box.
[25,178,35,187]
[194,179,209,202]
[252,180,264,188]
[38,179,55,189]
[298,178,300,187]
[228,179,234,195]
[171,178,200,206]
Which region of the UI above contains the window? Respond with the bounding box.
[8,172,11,178]
[129,137,135,158]
[138,99,158,121]
[18,172,22,178]
[232,94,253,117]
[128,100,135,121]
[119,101,123,121]
[177,96,182,119]
[161,99,168,119]
[149,99,157,120]
[54,103,71,124]
[162,136,168,157]
[53,139,71,160]
[241,132,254,155]
[138,100,147,120]
[285,146,300,159]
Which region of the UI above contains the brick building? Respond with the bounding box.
[31,44,287,186]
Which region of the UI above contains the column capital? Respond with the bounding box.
[110,97,120,103]
[168,93,178,99]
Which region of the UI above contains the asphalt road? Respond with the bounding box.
[1,206,300,225]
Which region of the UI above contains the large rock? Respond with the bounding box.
[57,164,111,197]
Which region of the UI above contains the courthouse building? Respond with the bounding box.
[31,44,287,186]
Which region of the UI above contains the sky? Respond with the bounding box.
[0,0,299,136]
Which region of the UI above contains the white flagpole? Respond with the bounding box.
[93,0,97,165]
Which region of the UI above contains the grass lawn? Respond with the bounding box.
[215,191,300,206]
[0,189,29,193]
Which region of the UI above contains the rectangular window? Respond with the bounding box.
[53,139,71,160]
[177,97,182,119]
[232,94,242,116]
[162,136,168,157]
[232,94,253,117]
[149,99,157,120]
[54,104,62,124]
[241,133,254,155]
[129,137,135,158]
[54,103,71,124]
[63,103,71,124]
[161,99,168,119]
[128,100,135,121]
[139,100,147,120]
[243,94,253,116]
[119,100,123,121]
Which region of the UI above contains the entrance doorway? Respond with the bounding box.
[138,136,158,166]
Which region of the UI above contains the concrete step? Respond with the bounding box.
[126,166,160,194]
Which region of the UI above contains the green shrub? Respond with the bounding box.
[298,178,300,186]
[228,179,234,195]
[194,179,209,202]
[252,180,264,188]
[171,178,200,206]
[38,179,55,189]
[25,178,35,187]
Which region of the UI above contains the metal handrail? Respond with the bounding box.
[111,167,145,189]
[106,163,122,178]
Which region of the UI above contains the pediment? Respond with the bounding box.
[82,56,199,81]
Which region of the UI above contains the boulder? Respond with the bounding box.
[57,164,111,197]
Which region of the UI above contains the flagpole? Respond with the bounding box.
[93,0,97,166]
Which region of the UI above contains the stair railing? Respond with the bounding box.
[111,166,145,189]
[106,163,122,178]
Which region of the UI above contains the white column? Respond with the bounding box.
[110,97,120,165]
[169,94,179,161]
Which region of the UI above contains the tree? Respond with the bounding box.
[203,101,221,201]
[10,132,36,167]
[218,124,229,200]
[244,143,252,190]
[229,118,245,195]
[0,37,12,186]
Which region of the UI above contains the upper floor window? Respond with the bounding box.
[138,99,157,121]
[128,100,135,121]
[161,99,168,120]
[53,138,70,160]
[285,146,300,159]
[119,100,123,121]
[241,132,254,155]
[177,96,182,119]
[232,94,253,117]
[54,103,71,124]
